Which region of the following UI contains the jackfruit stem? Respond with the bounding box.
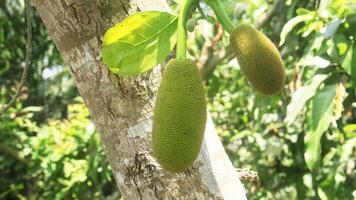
[177,0,198,59]
[206,0,235,33]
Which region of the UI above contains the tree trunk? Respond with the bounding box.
[32,0,247,199]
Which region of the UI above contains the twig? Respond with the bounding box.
[197,23,225,80]
[0,0,32,116]
[289,64,301,92]
[0,142,31,166]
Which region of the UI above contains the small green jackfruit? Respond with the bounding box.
[230,24,286,95]
[186,18,196,32]
[152,59,207,172]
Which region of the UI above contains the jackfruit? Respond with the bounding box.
[230,24,286,95]
[152,59,207,172]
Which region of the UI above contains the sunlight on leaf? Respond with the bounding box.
[102,11,178,76]
[343,124,356,138]
[299,55,330,68]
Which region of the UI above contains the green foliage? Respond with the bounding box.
[102,11,178,76]
[0,1,116,199]
[0,99,117,199]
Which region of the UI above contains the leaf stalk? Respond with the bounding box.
[205,0,235,33]
[177,0,198,59]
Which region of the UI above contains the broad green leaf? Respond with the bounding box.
[280,12,315,46]
[285,74,328,125]
[331,34,349,58]
[102,11,178,76]
[341,43,356,82]
[305,84,337,171]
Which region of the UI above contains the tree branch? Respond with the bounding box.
[0,142,31,166]
[197,23,225,80]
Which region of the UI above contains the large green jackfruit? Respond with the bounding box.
[152,59,207,172]
[230,24,286,95]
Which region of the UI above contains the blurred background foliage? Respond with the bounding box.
[0,0,355,199]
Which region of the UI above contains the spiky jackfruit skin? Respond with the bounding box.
[230,24,286,95]
[152,59,207,172]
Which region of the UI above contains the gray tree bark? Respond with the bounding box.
[32,0,247,199]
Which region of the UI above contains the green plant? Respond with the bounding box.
[1,0,354,199]
[0,98,117,199]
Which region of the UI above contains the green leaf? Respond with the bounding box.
[307,35,325,53]
[102,11,178,76]
[285,74,328,125]
[304,84,337,171]
[280,13,315,46]
[329,34,349,60]
[341,43,356,82]
[318,187,329,200]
